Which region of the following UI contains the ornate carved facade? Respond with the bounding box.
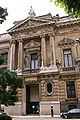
[1,8,80,115]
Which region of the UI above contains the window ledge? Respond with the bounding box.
[65,98,78,102]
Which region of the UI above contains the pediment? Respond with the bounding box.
[24,40,40,49]
[58,37,75,46]
[8,18,48,32]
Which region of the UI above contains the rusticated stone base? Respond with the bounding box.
[40,101,60,115]
[4,102,23,115]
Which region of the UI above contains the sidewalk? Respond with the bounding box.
[12,115,61,120]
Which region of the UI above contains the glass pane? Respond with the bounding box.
[64,55,68,67]
[35,59,38,68]
[47,82,52,94]
[31,53,38,69]
[64,49,72,67]
[66,81,76,98]
[68,54,72,67]
[31,60,34,69]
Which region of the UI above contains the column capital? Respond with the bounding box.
[48,33,55,38]
[10,39,16,44]
[40,34,46,38]
[17,39,23,43]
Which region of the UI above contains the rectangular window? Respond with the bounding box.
[63,49,72,67]
[0,53,8,65]
[30,53,38,69]
[66,81,76,98]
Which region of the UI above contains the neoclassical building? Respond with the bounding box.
[0,7,80,115]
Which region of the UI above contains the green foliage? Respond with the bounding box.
[0,67,23,106]
[51,0,80,18]
[0,115,12,120]
[0,56,5,65]
[0,6,8,24]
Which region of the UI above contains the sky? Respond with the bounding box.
[0,0,66,34]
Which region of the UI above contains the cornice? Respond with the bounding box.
[8,21,55,33]
[56,19,80,27]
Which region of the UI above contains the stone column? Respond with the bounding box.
[9,40,16,70]
[41,35,46,67]
[49,34,56,65]
[17,39,23,73]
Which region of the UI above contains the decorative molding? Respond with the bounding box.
[0,48,9,53]
[45,81,54,96]
[58,37,75,48]
[56,24,80,34]
[24,40,40,49]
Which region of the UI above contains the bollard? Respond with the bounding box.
[51,106,53,117]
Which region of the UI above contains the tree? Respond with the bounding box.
[0,6,8,24]
[0,57,23,111]
[51,0,80,18]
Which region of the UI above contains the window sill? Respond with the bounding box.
[65,98,78,102]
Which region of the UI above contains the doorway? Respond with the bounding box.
[26,85,39,115]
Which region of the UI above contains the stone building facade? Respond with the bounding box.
[0,7,80,115]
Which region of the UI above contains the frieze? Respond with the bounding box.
[56,24,80,34]
[9,24,54,40]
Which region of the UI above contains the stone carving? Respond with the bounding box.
[58,37,75,48]
[28,6,36,17]
[24,54,30,69]
[56,24,80,34]
[45,81,54,96]
[0,48,9,53]
[24,40,40,49]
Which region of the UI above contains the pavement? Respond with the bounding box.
[12,115,80,120]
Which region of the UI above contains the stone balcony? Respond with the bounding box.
[22,68,40,75]
[60,66,79,72]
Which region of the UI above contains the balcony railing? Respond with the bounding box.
[23,68,40,74]
[60,66,80,73]
[61,66,76,71]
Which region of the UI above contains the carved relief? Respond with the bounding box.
[24,49,30,70]
[24,40,40,49]
[0,48,9,53]
[56,24,80,34]
[58,37,75,48]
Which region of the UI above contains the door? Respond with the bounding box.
[26,85,39,114]
[26,85,31,114]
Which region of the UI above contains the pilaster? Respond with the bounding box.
[40,35,46,67]
[49,33,56,64]
[17,39,23,74]
[9,40,16,70]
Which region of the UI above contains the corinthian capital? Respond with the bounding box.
[10,39,16,44]
[18,39,23,43]
[48,33,55,38]
[40,34,46,39]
